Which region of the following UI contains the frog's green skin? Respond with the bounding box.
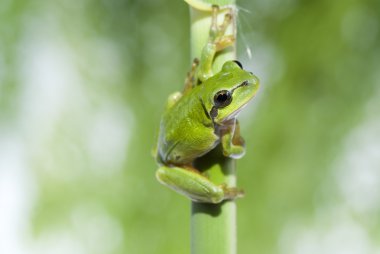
[155,61,259,203]
[154,6,260,203]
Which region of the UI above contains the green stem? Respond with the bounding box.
[187,1,237,253]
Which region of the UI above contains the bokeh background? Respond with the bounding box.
[1,0,379,253]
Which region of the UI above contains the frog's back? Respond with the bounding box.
[157,88,218,165]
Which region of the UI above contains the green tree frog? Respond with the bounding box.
[154,6,260,203]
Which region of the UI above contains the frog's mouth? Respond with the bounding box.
[221,102,250,122]
[210,95,254,124]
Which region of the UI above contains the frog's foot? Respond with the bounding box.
[209,5,235,51]
[223,144,245,159]
[156,165,243,203]
[221,183,245,200]
[198,5,235,82]
[221,119,246,159]
[222,132,246,159]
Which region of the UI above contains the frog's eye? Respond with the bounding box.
[233,60,243,69]
[214,90,232,108]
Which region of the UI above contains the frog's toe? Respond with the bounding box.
[221,184,245,200]
[223,145,245,159]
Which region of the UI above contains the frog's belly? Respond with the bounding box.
[167,140,218,164]
[159,133,219,165]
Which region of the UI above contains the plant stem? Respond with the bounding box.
[187,1,237,253]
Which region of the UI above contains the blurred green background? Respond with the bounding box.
[1,0,379,253]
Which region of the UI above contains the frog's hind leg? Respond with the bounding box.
[156,165,243,203]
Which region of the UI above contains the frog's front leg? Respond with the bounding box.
[220,119,246,159]
[198,5,235,82]
[156,165,243,203]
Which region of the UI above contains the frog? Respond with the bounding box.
[154,5,260,203]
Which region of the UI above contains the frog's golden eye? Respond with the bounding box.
[214,90,232,108]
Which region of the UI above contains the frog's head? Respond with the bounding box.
[202,60,260,124]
